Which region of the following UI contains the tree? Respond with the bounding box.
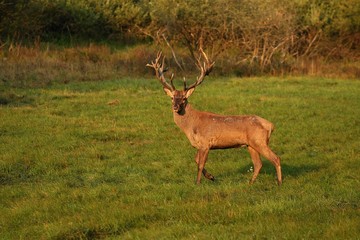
[141,0,298,71]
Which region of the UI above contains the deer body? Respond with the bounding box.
[173,103,273,150]
[147,51,282,185]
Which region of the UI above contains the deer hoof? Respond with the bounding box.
[204,173,215,181]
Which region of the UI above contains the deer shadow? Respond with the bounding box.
[215,161,323,182]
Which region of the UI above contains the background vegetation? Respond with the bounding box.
[1,0,360,81]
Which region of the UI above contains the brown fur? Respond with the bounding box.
[165,88,282,185]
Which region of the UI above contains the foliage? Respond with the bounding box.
[293,0,360,58]
[0,0,146,41]
[0,0,359,75]
[1,77,360,239]
[143,0,300,69]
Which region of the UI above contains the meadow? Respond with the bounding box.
[0,76,359,239]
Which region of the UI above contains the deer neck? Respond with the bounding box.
[172,103,197,130]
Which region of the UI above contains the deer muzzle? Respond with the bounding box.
[173,105,181,113]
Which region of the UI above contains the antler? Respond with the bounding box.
[146,51,176,91]
[184,48,215,91]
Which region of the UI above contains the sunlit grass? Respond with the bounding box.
[1,77,359,239]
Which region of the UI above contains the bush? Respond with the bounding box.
[0,0,359,78]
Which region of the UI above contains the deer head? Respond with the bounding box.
[146,50,215,113]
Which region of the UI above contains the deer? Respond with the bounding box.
[146,50,282,185]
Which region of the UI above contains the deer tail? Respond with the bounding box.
[268,123,275,139]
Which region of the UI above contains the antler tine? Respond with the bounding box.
[170,73,176,90]
[146,51,175,91]
[185,49,215,90]
[199,47,209,63]
[161,54,166,71]
[146,51,161,68]
[156,51,162,61]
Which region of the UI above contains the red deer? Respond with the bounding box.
[147,51,282,185]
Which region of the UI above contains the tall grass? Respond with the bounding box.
[1,76,359,239]
[1,43,360,89]
[0,43,158,87]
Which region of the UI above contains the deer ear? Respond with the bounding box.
[163,88,174,98]
[185,88,195,98]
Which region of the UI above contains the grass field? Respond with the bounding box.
[1,77,359,239]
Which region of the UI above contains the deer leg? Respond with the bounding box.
[248,146,262,184]
[195,150,214,181]
[196,149,209,184]
[255,145,282,185]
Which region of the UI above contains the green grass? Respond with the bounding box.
[1,77,359,239]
